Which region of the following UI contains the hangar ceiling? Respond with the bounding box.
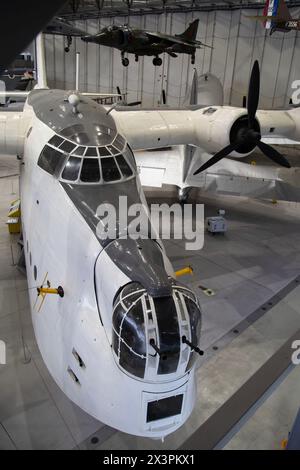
[59,0,300,19]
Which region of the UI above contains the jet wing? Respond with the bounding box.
[44,18,85,37]
[144,30,201,48]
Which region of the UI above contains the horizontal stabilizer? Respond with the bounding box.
[198,41,214,49]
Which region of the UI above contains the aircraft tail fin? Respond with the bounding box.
[277,0,292,20]
[178,19,199,42]
[262,0,291,29]
[244,0,291,30]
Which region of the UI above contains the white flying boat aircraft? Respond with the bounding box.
[1,35,300,438]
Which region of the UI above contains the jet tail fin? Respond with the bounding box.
[277,0,292,20]
[262,0,291,29]
[177,19,199,42]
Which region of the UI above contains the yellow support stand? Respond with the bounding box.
[250,160,257,165]
[6,199,21,234]
[175,266,193,278]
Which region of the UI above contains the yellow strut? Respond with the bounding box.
[175,266,193,278]
[37,287,61,295]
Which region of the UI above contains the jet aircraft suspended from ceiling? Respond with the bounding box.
[81,19,212,67]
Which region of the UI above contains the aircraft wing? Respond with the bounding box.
[0,91,30,99]
[0,91,123,102]
[144,31,200,48]
[135,145,300,202]
[82,93,122,99]
[44,18,86,37]
[112,107,300,153]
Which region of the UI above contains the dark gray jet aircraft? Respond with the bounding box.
[44,17,86,52]
[81,19,212,66]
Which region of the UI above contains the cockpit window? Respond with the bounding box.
[99,147,111,157]
[113,286,146,379]
[45,133,135,184]
[124,145,137,170]
[113,134,126,152]
[38,145,65,176]
[48,135,64,147]
[60,140,76,153]
[112,281,202,381]
[80,158,101,182]
[72,146,85,156]
[185,297,202,370]
[107,145,120,156]
[85,147,98,157]
[101,157,121,182]
[116,154,133,177]
[61,156,81,181]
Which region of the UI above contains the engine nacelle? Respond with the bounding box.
[0,111,30,156]
[195,106,259,158]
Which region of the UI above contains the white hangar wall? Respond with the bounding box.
[45,6,300,109]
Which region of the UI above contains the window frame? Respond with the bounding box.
[44,133,136,185]
[37,144,67,177]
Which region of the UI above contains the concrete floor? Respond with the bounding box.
[1,155,300,449]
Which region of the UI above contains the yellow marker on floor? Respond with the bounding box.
[281,438,288,450]
[175,266,193,278]
[199,285,215,296]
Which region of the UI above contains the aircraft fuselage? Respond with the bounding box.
[15,89,202,438]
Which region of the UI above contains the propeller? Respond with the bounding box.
[116,86,141,107]
[194,60,291,175]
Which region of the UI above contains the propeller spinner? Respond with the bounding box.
[194,61,291,175]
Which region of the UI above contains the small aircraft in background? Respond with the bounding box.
[81,19,212,67]
[44,17,86,52]
[247,0,300,35]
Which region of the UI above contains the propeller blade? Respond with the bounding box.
[257,141,291,168]
[248,60,260,128]
[116,86,123,101]
[193,142,239,175]
[127,101,142,106]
